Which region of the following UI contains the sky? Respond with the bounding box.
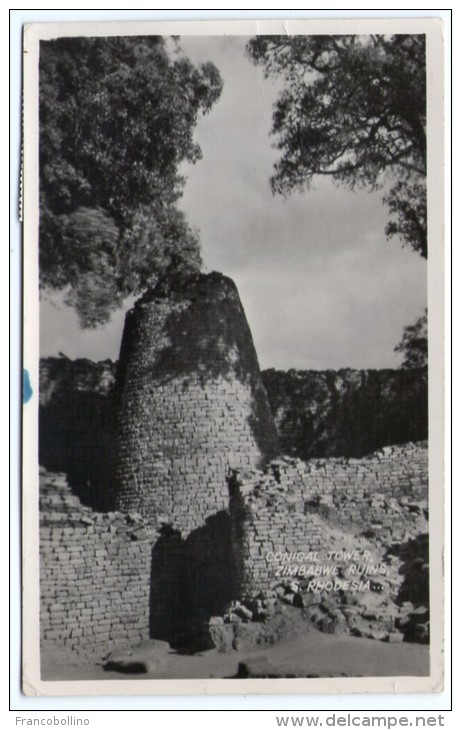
[40,35,427,370]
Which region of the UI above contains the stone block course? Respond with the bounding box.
[40,470,160,659]
[228,442,428,596]
[114,273,279,533]
[38,276,430,660]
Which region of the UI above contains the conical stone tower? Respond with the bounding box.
[114,272,279,534]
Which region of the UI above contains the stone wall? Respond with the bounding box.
[37,276,430,661]
[40,440,428,658]
[40,468,237,657]
[228,442,428,596]
[114,273,279,533]
[262,368,428,459]
[40,469,157,659]
[38,360,428,509]
[39,358,118,510]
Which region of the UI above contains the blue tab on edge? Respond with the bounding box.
[23,369,33,404]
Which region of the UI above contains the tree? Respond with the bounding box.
[247,34,427,256]
[394,309,428,369]
[40,36,222,326]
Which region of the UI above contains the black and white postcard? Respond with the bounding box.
[21,17,445,696]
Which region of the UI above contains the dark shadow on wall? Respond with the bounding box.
[262,368,428,459]
[387,533,430,608]
[385,533,430,643]
[149,512,237,652]
[136,277,279,466]
[39,391,118,511]
[141,282,260,386]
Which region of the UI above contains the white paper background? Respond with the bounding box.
[9,5,453,719]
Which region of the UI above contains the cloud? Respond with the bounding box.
[175,37,426,369]
[40,35,426,370]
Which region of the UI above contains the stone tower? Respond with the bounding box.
[114,272,279,533]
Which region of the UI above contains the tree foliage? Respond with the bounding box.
[394,309,428,369]
[40,36,222,326]
[247,34,427,256]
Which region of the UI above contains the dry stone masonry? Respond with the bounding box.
[228,442,428,597]
[39,357,118,510]
[114,273,279,533]
[39,442,428,657]
[38,272,430,662]
[38,360,428,507]
[40,468,159,659]
[40,468,238,656]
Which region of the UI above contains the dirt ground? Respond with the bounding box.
[41,630,430,682]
